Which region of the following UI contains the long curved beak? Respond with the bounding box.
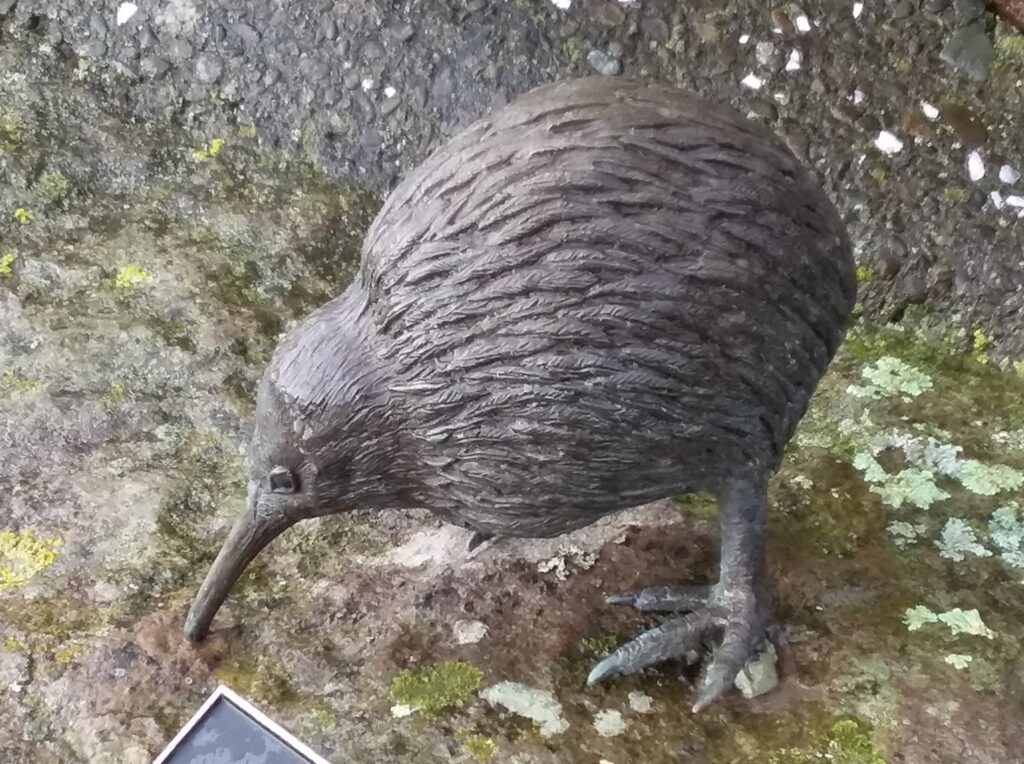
[183,489,295,643]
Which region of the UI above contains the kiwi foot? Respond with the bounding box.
[585,581,772,712]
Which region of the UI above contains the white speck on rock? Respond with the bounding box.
[481,682,569,738]
[874,130,903,155]
[921,101,940,120]
[967,151,985,182]
[852,89,866,104]
[116,2,138,25]
[593,709,627,737]
[795,15,812,33]
[785,49,802,71]
[361,77,374,91]
[628,691,654,713]
[999,165,1021,184]
[853,1,864,19]
[550,0,571,8]
[1006,195,1024,208]
[741,73,764,90]
[391,704,415,718]
[453,619,489,645]
[739,33,750,44]
[383,85,397,98]
[990,191,1005,209]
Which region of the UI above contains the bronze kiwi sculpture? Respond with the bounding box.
[184,76,856,712]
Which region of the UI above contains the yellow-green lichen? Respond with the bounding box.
[0,530,61,591]
[388,660,484,716]
[192,138,226,161]
[768,718,886,764]
[994,21,1024,68]
[941,187,966,204]
[13,207,33,224]
[1,369,44,396]
[0,252,15,278]
[103,380,128,406]
[461,734,498,763]
[35,170,69,202]
[0,109,23,151]
[114,264,152,289]
[856,266,875,283]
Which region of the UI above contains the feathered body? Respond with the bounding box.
[265,77,856,538]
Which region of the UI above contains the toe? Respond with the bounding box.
[606,585,712,613]
[691,621,761,712]
[587,610,711,686]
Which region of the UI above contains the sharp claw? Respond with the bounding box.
[587,611,710,686]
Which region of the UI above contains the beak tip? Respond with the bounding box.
[182,611,206,643]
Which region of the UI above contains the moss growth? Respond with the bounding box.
[765,718,886,764]
[13,207,33,224]
[389,660,484,716]
[35,170,69,203]
[994,21,1024,68]
[0,530,61,591]
[462,734,498,763]
[0,252,15,277]
[214,654,299,707]
[856,266,875,283]
[114,264,152,289]
[52,641,86,665]
[578,634,619,660]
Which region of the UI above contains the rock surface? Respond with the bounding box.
[2,2,1024,763]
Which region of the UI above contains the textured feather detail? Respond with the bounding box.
[272,77,856,537]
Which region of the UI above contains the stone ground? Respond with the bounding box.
[1,1,1024,762]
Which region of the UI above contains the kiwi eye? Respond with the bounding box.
[268,466,298,494]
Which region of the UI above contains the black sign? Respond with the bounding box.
[153,685,331,764]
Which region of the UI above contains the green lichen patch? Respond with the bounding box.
[192,137,226,162]
[13,207,33,224]
[389,660,484,716]
[0,369,43,397]
[113,264,152,289]
[847,357,933,402]
[34,170,70,203]
[904,606,995,638]
[989,506,1024,568]
[0,530,61,591]
[0,108,23,151]
[0,252,15,277]
[994,20,1024,69]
